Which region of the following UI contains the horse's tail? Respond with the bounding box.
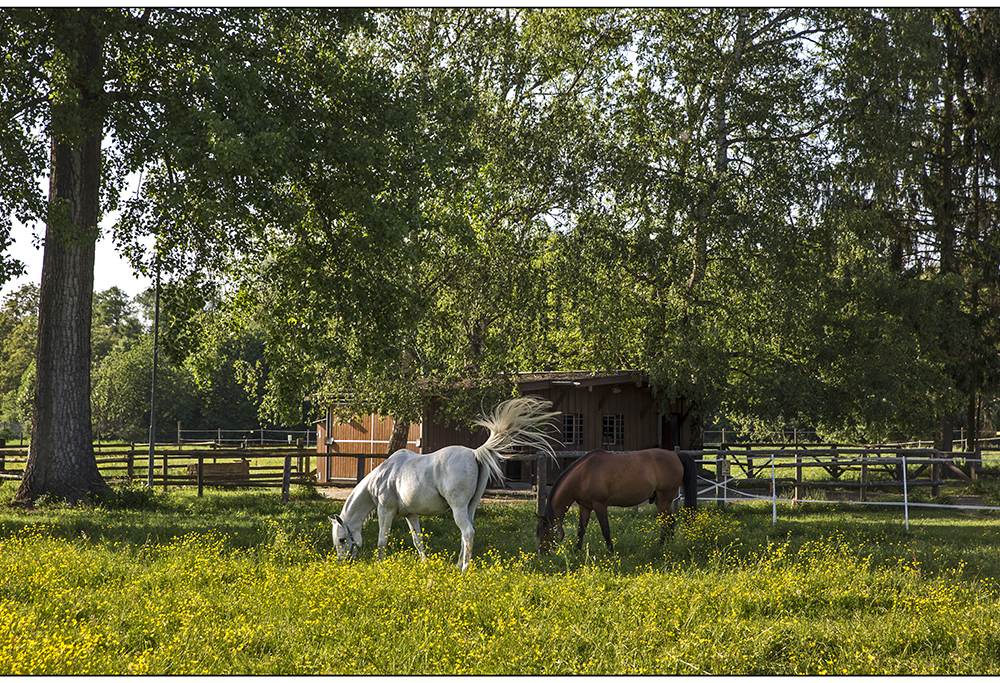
[679,451,698,510]
[473,396,559,483]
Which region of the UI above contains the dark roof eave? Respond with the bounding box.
[516,371,647,391]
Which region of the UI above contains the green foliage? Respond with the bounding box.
[0,284,37,399]
[820,8,1000,442]
[86,282,275,440]
[4,7,1000,459]
[90,480,158,510]
[173,293,268,429]
[530,8,1000,444]
[91,335,198,442]
[0,359,33,431]
[537,9,844,430]
[1,8,385,501]
[0,284,38,432]
[266,9,636,425]
[289,484,324,502]
[91,287,143,367]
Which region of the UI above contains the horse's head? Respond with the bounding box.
[535,513,564,555]
[329,514,361,561]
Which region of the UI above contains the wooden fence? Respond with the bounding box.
[516,444,987,515]
[686,444,981,503]
[176,426,317,449]
[1,441,991,512]
[0,441,316,502]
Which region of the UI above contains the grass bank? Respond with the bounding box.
[1,481,999,674]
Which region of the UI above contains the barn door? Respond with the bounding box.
[661,413,680,450]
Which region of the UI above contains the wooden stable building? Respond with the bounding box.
[314,371,696,485]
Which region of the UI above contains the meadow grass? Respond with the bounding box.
[1,480,1000,674]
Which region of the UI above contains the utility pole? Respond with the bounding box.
[147,257,160,487]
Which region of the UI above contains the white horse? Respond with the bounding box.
[329,396,558,571]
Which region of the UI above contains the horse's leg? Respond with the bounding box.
[575,506,592,551]
[451,507,475,572]
[404,514,427,561]
[376,506,396,561]
[593,503,614,552]
[655,491,676,544]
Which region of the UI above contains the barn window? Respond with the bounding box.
[602,414,625,447]
[563,413,583,445]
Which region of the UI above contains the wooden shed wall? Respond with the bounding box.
[315,412,420,484]
[315,376,694,486]
[419,400,491,455]
[421,386,679,455]
[544,384,660,453]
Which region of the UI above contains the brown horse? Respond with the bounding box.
[535,448,698,554]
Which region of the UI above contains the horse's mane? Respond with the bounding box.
[542,449,604,521]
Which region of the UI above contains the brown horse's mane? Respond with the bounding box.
[542,449,605,522]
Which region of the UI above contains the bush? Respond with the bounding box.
[290,484,324,501]
[91,480,158,510]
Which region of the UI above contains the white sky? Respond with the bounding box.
[2,163,153,301]
[2,215,153,301]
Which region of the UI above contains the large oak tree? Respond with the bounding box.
[1,8,423,502]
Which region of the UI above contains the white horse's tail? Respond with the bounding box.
[473,396,559,483]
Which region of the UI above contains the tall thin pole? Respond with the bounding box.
[147,258,160,487]
[771,453,777,526]
[902,456,909,532]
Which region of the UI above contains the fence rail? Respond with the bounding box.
[680,447,999,531]
[3,442,997,521]
[703,430,1000,452]
[502,444,992,519]
[0,442,316,502]
[176,426,317,449]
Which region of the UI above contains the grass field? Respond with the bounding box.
[1,480,999,674]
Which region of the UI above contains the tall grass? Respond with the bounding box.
[1,480,999,674]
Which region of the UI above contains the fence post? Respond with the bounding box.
[793,449,802,504]
[162,449,168,491]
[716,451,727,509]
[722,456,730,508]
[177,421,182,448]
[770,453,777,526]
[535,456,547,517]
[356,455,365,484]
[281,454,292,502]
[860,448,868,502]
[932,450,941,497]
[127,450,133,480]
[972,447,982,482]
[197,455,204,498]
[902,455,909,532]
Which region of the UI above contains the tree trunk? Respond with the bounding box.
[386,417,411,455]
[14,11,107,505]
[966,392,980,452]
[935,413,955,453]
